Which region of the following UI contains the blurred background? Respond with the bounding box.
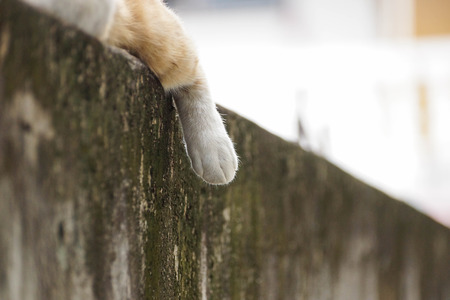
[166,0,450,227]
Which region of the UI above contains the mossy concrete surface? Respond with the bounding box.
[1,0,450,299]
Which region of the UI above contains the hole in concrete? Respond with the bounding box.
[58,222,65,241]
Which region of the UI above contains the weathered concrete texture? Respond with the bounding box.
[1,0,450,299]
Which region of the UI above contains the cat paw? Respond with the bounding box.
[187,133,238,185]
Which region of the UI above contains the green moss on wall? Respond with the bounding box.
[1,0,450,299]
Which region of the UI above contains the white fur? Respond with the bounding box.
[20,0,238,184]
[172,76,238,184]
[22,0,116,40]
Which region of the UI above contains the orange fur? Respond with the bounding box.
[108,0,200,90]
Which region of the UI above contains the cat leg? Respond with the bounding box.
[172,76,238,184]
[108,0,238,184]
[107,0,201,89]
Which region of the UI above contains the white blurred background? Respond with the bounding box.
[167,0,450,227]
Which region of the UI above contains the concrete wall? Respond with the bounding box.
[1,0,450,299]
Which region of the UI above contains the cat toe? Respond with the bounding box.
[202,154,237,185]
[188,140,238,185]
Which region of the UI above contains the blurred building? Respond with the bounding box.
[169,0,450,226]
